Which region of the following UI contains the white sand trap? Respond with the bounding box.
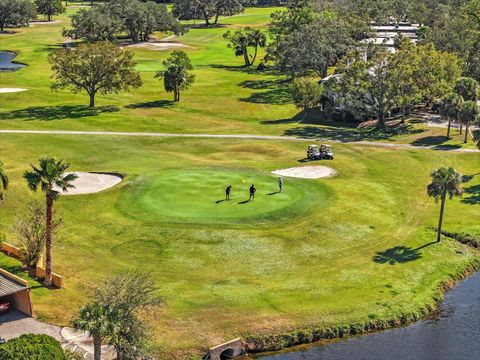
[272,166,336,179]
[56,172,123,195]
[127,41,193,51]
[0,88,27,93]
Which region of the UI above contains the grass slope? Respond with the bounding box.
[0,134,478,358]
[0,5,474,149]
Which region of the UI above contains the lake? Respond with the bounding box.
[255,273,480,360]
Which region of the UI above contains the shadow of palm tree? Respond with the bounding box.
[125,100,174,109]
[0,105,118,121]
[373,246,423,265]
[462,184,480,205]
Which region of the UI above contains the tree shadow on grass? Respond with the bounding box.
[240,87,293,105]
[282,121,425,142]
[0,105,119,121]
[210,64,280,76]
[462,184,480,205]
[125,100,174,109]
[238,78,293,105]
[411,135,449,147]
[373,246,423,265]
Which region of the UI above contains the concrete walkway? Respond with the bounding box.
[0,129,477,153]
[0,310,114,359]
[0,310,62,341]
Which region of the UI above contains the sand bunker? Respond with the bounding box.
[272,166,336,179]
[0,88,27,93]
[127,41,192,51]
[56,172,123,195]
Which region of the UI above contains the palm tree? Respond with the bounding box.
[438,93,463,138]
[155,50,195,102]
[458,100,479,143]
[247,28,267,66]
[427,167,463,242]
[23,157,77,286]
[72,302,117,360]
[0,161,8,202]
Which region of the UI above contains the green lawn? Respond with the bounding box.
[0,134,478,358]
[0,5,479,360]
[0,5,475,150]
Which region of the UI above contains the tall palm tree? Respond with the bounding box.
[72,302,118,360]
[427,167,463,242]
[458,100,479,143]
[0,161,8,202]
[438,93,463,138]
[23,157,77,286]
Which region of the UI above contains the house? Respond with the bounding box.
[0,269,33,317]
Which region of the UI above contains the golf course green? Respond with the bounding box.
[118,169,332,224]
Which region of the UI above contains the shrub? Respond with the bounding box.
[0,334,65,360]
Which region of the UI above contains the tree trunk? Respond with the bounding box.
[401,107,406,124]
[447,117,451,138]
[464,124,469,143]
[202,10,210,26]
[89,92,95,108]
[48,13,51,22]
[214,8,220,25]
[243,48,250,66]
[93,337,102,360]
[459,123,463,134]
[251,44,258,66]
[437,193,446,242]
[377,112,387,129]
[44,195,54,286]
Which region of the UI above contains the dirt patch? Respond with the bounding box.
[272,166,336,179]
[127,41,193,51]
[55,172,123,195]
[0,88,27,93]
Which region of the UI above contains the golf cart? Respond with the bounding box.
[307,144,334,160]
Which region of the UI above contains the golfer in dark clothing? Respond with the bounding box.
[226,185,232,200]
[278,177,283,193]
[249,184,256,201]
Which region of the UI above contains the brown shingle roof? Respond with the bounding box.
[0,273,27,297]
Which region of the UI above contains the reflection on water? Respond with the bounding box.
[256,273,480,360]
[0,51,26,71]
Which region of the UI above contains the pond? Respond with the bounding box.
[254,272,480,360]
[0,51,26,71]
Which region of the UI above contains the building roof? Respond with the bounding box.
[0,272,28,297]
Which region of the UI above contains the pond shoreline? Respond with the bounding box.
[244,257,480,355]
[0,50,27,71]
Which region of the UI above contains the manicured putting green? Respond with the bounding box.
[117,169,333,224]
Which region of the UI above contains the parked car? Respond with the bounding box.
[0,300,10,313]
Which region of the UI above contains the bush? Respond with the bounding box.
[0,334,65,360]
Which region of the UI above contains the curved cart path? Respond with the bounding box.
[0,129,477,153]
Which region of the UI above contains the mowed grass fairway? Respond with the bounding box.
[118,169,331,224]
[0,5,474,149]
[0,134,479,358]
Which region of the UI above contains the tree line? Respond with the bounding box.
[265,0,480,133]
[64,0,185,43]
